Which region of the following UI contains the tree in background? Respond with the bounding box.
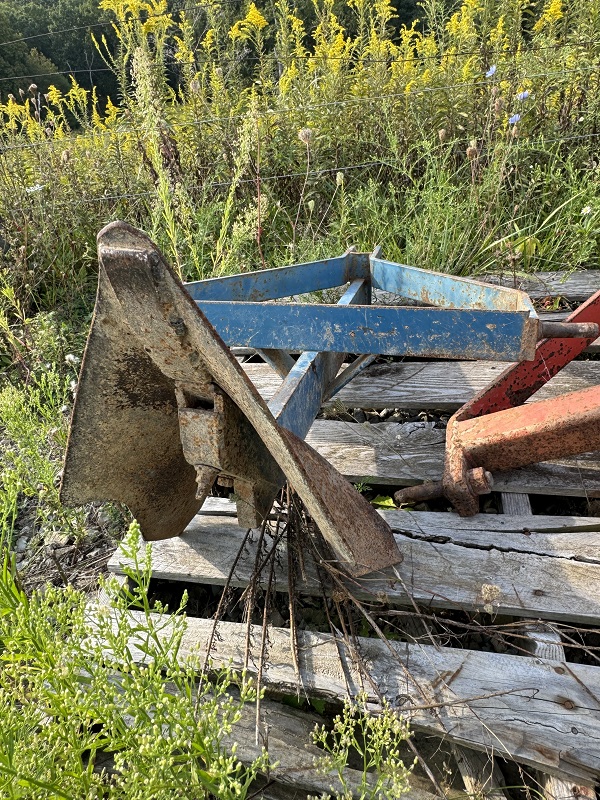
[0,7,70,98]
[0,0,117,100]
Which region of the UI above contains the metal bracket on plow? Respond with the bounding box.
[395,291,600,515]
[60,221,598,573]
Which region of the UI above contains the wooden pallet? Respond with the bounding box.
[106,270,600,797]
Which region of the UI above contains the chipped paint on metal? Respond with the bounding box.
[396,289,600,515]
[370,255,536,314]
[185,251,369,302]
[194,303,537,361]
[61,222,401,577]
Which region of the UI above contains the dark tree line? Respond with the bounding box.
[0,0,420,103]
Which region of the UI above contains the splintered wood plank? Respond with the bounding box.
[303,419,600,495]
[192,498,600,560]
[116,611,600,784]
[452,748,508,800]
[108,510,600,623]
[243,360,600,411]
[501,494,595,800]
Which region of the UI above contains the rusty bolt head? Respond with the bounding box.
[467,467,494,496]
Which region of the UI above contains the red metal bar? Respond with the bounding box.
[458,384,600,471]
[465,290,600,418]
[396,290,600,515]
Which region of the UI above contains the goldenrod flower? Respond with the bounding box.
[246,3,267,29]
[230,3,268,41]
[533,0,563,32]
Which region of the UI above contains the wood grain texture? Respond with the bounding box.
[301,419,600,495]
[452,747,509,800]
[114,611,600,783]
[501,494,596,800]
[483,270,600,302]
[227,697,438,800]
[501,493,532,516]
[520,623,597,800]
[244,360,600,411]
[108,510,600,623]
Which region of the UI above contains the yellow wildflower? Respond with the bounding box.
[246,2,268,29]
[489,15,508,50]
[279,61,299,95]
[230,3,268,41]
[533,0,563,32]
[104,96,120,126]
[202,28,216,53]
[46,85,63,106]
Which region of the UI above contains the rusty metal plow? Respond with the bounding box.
[60,222,400,577]
[61,221,598,573]
[395,291,600,515]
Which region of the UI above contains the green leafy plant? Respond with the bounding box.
[370,495,396,509]
[0,522,268,798]
[311,693,414,800]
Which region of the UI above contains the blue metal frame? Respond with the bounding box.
[184,249,538,362]
[195,303,533,361]
[181,251,541,445]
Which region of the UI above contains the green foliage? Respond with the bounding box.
[0,7,70,98]
[311,693,414,799]
[0,357,87,548]
[0,282,91,548]
[0,0,597,321]
[0,0,117,99]
[0,521,268,798]
[370,495,396,509]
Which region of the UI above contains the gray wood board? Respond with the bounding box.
[302,419,600,495]
[227,698,437,800]
[116,610,600,783]
[483,270,599,302]
[243,360,600,411]
[109,510,600,623]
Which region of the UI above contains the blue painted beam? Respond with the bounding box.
[370,255,536,315]
[185,252,369,302]
[194,302,538,361]
[268,279,370,437]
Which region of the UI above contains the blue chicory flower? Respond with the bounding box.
[508,113,521,125]
[516,90,530,101]
[485,65,497,77]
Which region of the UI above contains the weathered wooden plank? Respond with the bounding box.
[303,419,600,496]
[501,495,596,800]
[501,492,532,516]
[109,510,600,623]
[85,656,437,799]
[520,622,597,800]
[244,360,600,411]
[227,698,438,800]
[198,497,600,556]
[452,748,509,800]
[118,612,600,783]
[485,270,600,302]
